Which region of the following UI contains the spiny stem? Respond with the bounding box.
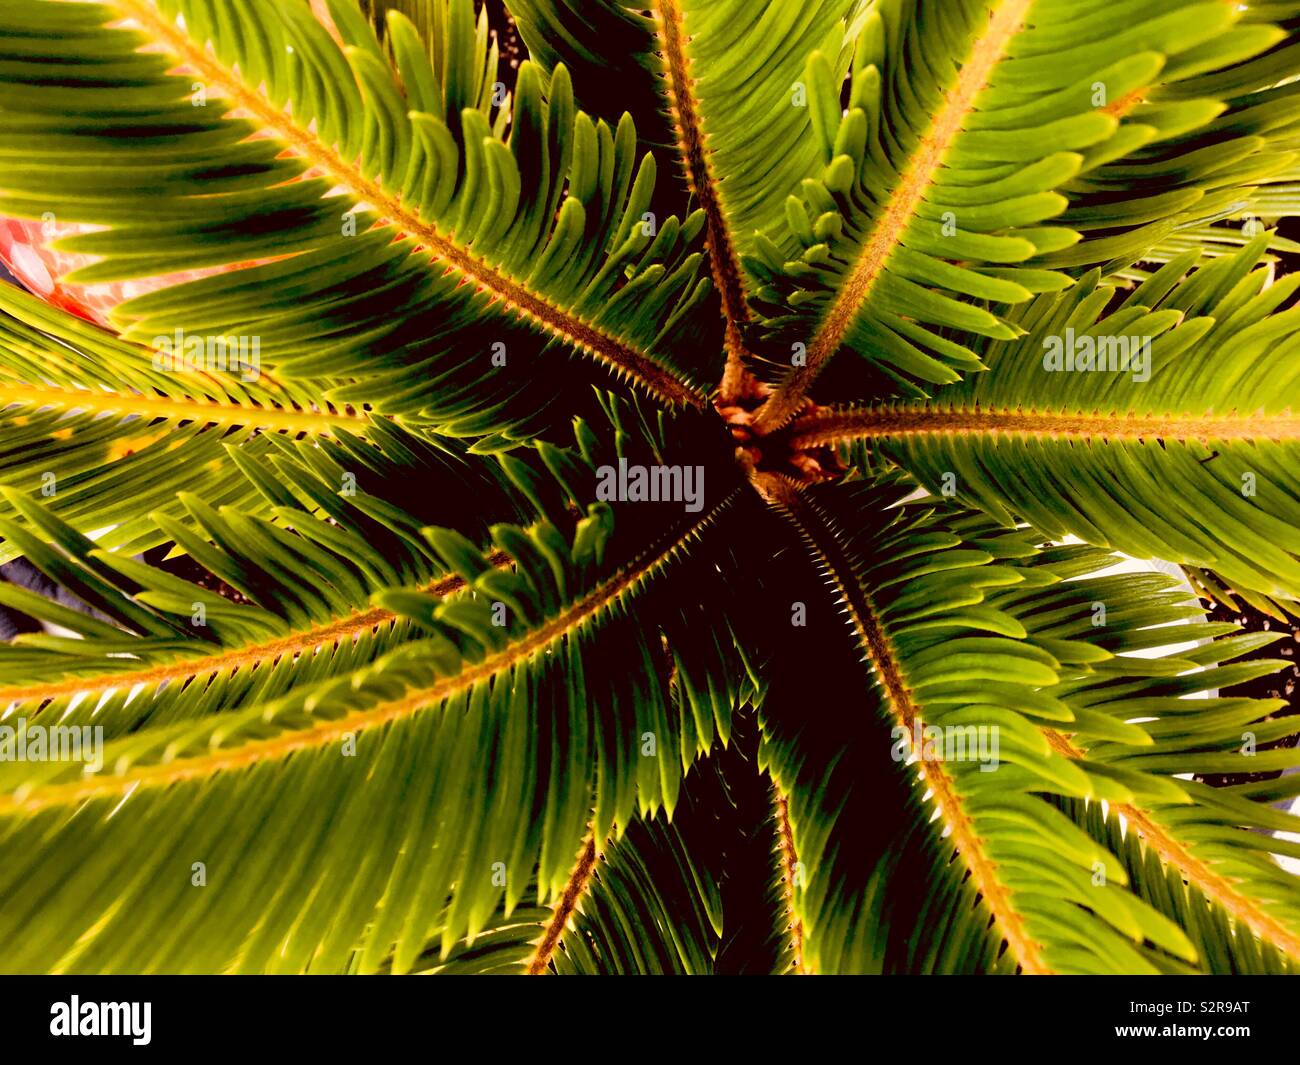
[753,471,1052,974]
[0,381,362,436]
[652,0,760,404]
[112,0,704,410]
[773,788,810,974]
[526,833,599,975]
[788,404,1300,447]
[0,556,510,707]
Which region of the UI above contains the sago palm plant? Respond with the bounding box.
[0,0,1298,976]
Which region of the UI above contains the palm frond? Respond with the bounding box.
[0,393,761,972]
[794,239,1300,602]
[547,714,794,974]
[507,0,866,400]
[748,471,1300,972]
[1,0,1298,980]
[748,0,1290,427]
[1062,797,1300,974]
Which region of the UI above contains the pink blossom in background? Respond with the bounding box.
[0,0,347,326]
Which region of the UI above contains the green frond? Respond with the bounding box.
[0,395,760,972]
[744,479,1013,973]
[506,0,865,401]
[1063,798,1300,975]
[506,1,865,275]
[505,1,678,158]
[0,283,381,562]
[368,728,795,977]
[746,0,1294,428]
[548,725,792,975]
[1064,2,1300,274]
[0,408,533,737]
[798,239,1300,601]
[0,390,719,698]
[748,472,1298,973]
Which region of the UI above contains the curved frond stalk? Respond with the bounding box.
[526,833,599,974]
[0,381,362,436]
[0,390,673,702]
[773,788,809,974]
[1046,729,1300,962]
[104,0,700,410]
[752,471,1051,973]
[753,0,1035,432]
[652,0,755,400]
[0,1,719,439]
[789,405,1300,446]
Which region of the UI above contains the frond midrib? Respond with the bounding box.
[652,0,755,400]
[0,562,502,705]
[1046,729,1300,963]
[789,404,1300,445]
[525,832,599,974]
[110,0,704,410]
[773,787,810,974]
[0,380,363,435]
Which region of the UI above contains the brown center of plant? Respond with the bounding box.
[714,375,841,485]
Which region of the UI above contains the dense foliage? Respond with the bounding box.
[0,0,1298,974]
